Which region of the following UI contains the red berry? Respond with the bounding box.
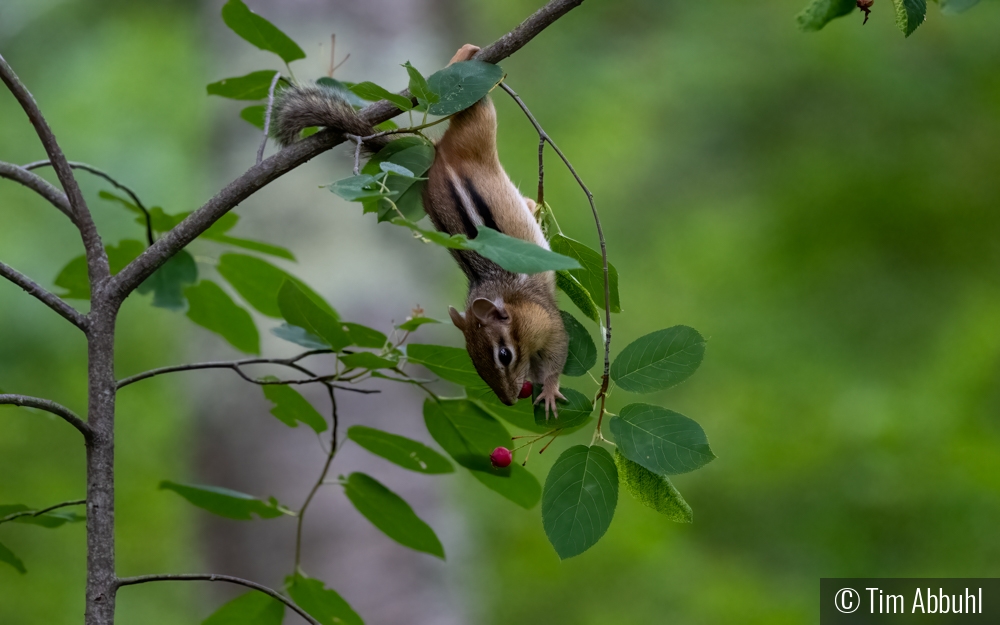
[518,381,533,399]
[490,446,512,468]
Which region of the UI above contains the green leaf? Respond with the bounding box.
[217,253,333,318]
[608,403,716,476]
[940,0,980,14]
[137,250,198,310]
[146,207,189,233]
[426,61,504,116]
[107,240,145,274]
[614,449,692,523]
[795,0,856,31]
[339,352,396,370]
[240,104,266,129]
[0,541,26,574]
[550,234,621,313]
[221,0,305,63]
[342,323,387,349]
[556,270,601,324]
[342,472,444,558]
[330,174,392,202]
[261,385,327,433]
[406,344,482,388]
[202,591,285,625]
[610,326,706,394]
[53,255,90,300]
[390,218,470,249]
[201,231,296,261]
[533,387,593,430]
[893,0,927,35]
[348,82,413,111]
[362,139,435,221]
[286,574,363,625]
[159,481,290,520]
[207,70,280,100]
[316,77,369,107]
[98,190,142,214]
[560,310,597,376]
[466,228,580,274]
[468,464,542,510]
[470,388,547,433]
[271,323,327,349]
[0,504,84,527]
[348,426,453,474]
[277,281,350,350]
[542,445,618,559]
[397,316,440,332]
[184,281,260,354]
[403,61,439,107]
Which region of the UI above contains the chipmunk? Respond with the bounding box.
[272,44,568,417]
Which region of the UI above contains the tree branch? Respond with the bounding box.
[0,394,93,441]
[23,160,155,247]
[0,499,86,525]
[115,574,321,625]
[0,161,73,218]
[0,53,110,284]
[116,353,378,394]
[0,260,88,330]
[108,0,585,301]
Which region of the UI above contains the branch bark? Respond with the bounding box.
[115,574,321,625]
[0,394,93,441]
[0,161,73,218]
[108,0,586,302]
[0,260,88,331]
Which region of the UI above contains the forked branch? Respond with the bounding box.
[0,161,73,218]
[0,261,87,331]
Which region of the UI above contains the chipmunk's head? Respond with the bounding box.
[450,298,530,406]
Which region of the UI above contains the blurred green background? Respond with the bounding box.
[2,0,1000,623]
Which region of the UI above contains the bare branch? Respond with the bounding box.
[498,82,614,437]
[0,161,73,218]
[0,260,88,331]
[116,353,379,394]
[23,160,155,246]
[0,394,93,441]
[0,499,86,525]
[295,386,338,570]
[115,574,321,625]
[258,71,283,166]
[0,53,109,282]
[108,0,585,301]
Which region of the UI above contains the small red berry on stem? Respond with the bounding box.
[518,381,533,399]
[490,446,512,468]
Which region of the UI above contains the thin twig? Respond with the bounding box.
[294,386,338,571]
[0,260,88,331]
[537,137,545,205]
[258,71,284,166]
[0,394,93,441]
[347,134,363,175]
[498,81,614,440]
[23,160,155,246]
[108,0,584,302]
[0,499,86,525]
[0,161,73,218]
[115,574,320,625]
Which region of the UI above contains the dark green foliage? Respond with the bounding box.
[286,574,363,625]
[339,352,396,370]
[342,323,388,348]
[560,310,597,376]
[550,234,621,313]
[396,316,440,332]
[403,62,438,108]
[542,445,618,559]
[261,385,327,433]
[221,0,305,64]
[0,505,83,528]
[533,387,593,430]
[277,281,350,350]
[610,326,705,394]
[893,0,927,36]
[159,482,290,520]
[217,253,330,318]
[348,82,413,111]
[137,250,197,310]
[0,542,25,574]
[240,104,266,129]
[556,270,601,323]
[342,472,445,558]
[361,138,434,221]
[795,0,856,31]
[407,344,483,388]
[426,61,504,116]
[202,591,285,625]
[614,450,692,523]
[347,426,453,474]
[470,228,580,274]
[184,280,260,354]
[609,404,715,476]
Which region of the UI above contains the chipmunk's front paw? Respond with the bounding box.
[448,44,480,65]
[533,385,566,421]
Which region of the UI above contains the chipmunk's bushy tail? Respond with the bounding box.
[271,83,389,151]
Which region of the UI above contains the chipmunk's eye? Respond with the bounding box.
[498,347,513,366]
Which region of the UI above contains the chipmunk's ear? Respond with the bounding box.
[448,306,466,331]
[471,298,509,325]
